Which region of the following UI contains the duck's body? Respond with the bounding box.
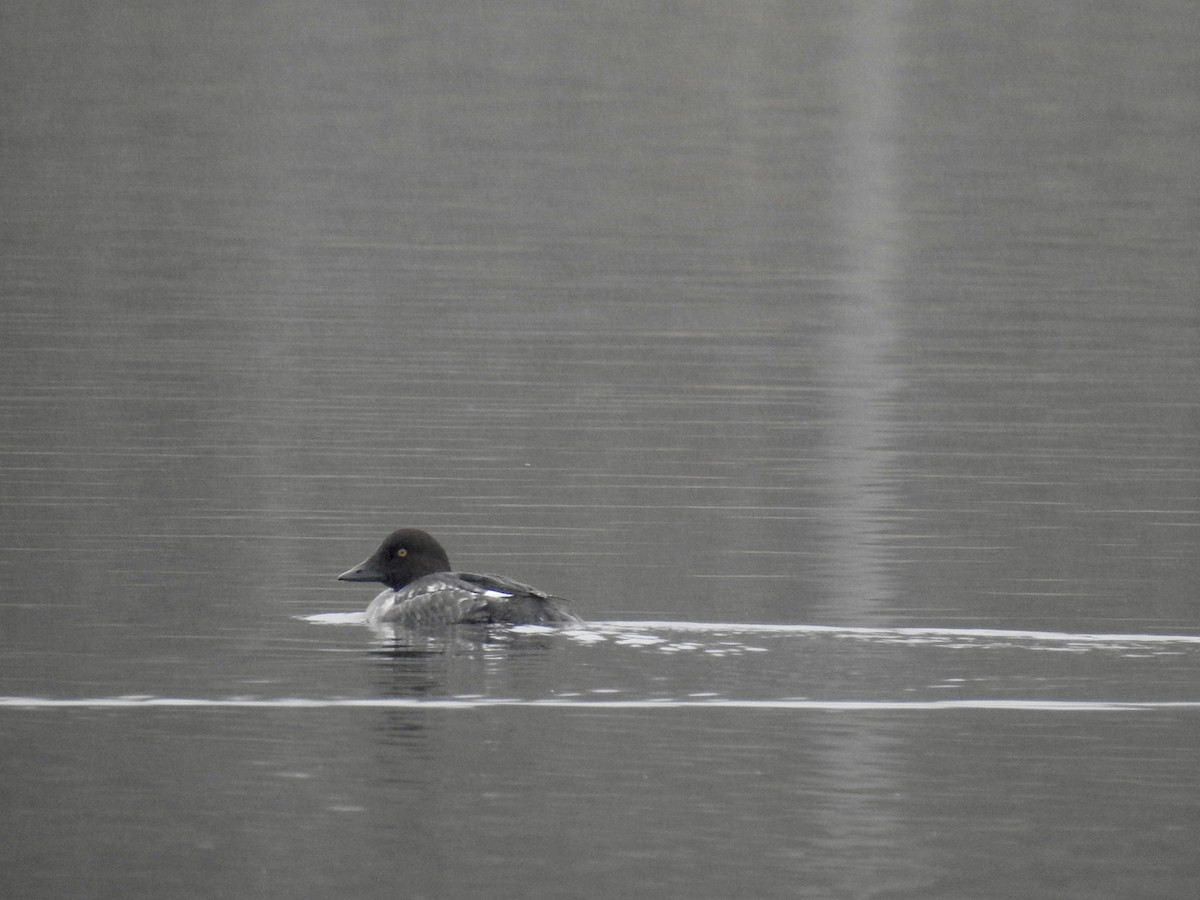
[360,572,580,628]
[339,528,580,628]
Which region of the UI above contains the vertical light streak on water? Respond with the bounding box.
[823,2,906,614]
[819,6,910,893]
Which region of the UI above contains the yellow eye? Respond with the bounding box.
[395,548,408,558]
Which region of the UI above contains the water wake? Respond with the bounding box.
[592,621,1200,645]
[308,613,1200,647]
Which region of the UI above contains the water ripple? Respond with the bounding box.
[2,696,1199,711]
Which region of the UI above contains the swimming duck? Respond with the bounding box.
[338,528,581,627]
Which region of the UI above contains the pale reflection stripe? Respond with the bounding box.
[2,697,1200,711]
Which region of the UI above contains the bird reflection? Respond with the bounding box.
[368,624,560,700]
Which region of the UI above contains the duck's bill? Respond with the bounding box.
[338,557,384,582]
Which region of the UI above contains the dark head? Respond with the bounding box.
[337,528,453,591]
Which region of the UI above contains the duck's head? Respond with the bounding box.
[337,528,453,591]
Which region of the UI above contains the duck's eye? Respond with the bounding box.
[395,548,408,558]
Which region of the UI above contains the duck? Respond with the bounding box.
[338,528,581,628]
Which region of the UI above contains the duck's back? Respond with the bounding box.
[458,572,581,625]
[366,572,580,628]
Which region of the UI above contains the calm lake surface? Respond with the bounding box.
[3,1,1199,898]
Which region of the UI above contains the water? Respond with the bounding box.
[3,1,1200,898]
[6,621,1200,898]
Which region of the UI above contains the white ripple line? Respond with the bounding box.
[596,622,1200,644]
[2,697,1199,711]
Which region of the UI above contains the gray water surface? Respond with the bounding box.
[3,2,1199,898]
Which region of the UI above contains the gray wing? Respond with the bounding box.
[458,572,581,625]
[456,572,553,599]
